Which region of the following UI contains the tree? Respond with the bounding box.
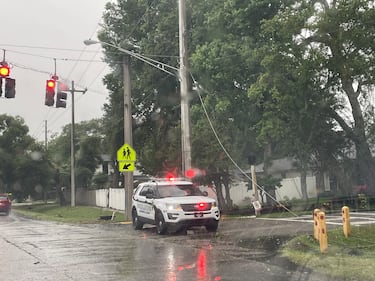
[250,0,375,195]
[48,119,105,190]
[98,0,289,210]
[189,0,288,209]
[99,0,184,179]
[0,114,52,201]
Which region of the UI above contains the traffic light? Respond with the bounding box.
[4,78,15,98]
[0,63,10,78]
[45,79,56,106]
[56,81,68,108]
[56,91,67,108]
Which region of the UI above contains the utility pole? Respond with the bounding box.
[123,56,133,220]
[44,120,48,150]
[178,0,192,176]
[70,81,87,207]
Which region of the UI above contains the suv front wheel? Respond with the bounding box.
[155,211,168,235]
[205,220,219,232]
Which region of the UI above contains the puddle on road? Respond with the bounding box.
[234,235,299,270]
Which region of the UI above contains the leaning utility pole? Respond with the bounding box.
[178,0,192,176]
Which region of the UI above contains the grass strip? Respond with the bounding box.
[12,203,125,224]
[281,225,375,281]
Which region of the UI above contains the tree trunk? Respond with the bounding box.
[212,176,226,212]
[354,142,375,195]
[222,175,233,209]
[300,169,308,200]
[341,80,375,195]
[315,170,325,195]
[263,143,272,204]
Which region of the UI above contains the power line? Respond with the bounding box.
[191,74,298,216]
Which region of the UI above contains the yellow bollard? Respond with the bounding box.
[342,206,351,238]
[318,211,328,253]
[313,208,321,240]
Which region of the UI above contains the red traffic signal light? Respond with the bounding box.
[45,79,56,106]
[0,64,10,78]
[46,79,56,89]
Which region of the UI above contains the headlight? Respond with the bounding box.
[166,203,181,211]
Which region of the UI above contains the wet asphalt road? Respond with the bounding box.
[0,213,336,281]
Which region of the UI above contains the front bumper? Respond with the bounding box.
[162,208,220,230]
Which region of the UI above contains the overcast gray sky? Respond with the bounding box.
[0,0,112,142]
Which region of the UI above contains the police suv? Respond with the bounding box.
[131,178,220,234]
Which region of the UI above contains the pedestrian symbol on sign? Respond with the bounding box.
[123,146,132,159]
[117,143,136,162]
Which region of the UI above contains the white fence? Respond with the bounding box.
[67,188,126,211]
[67,187,216,211]
[68,175,323,211]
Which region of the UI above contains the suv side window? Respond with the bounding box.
[139,185,150,197]
[147,186,157,198]
[139,185,156,198]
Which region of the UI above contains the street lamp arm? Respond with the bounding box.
[84,39,178,77]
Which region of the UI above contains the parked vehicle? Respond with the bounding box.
[132,178,220,234]
[0,194,12,215]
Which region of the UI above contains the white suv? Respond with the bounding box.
[131,179,220,234]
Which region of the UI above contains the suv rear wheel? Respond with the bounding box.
[132,208,144,230]
[155,211,167,235]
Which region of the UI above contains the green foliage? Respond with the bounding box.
[0,114,53,201]
[96,0,375,200]
[99,0,184,177]
[48,119,106,189]
[249,0,375,193]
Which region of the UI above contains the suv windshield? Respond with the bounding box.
[156,184,203,198]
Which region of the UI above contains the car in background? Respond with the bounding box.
[0,194,11,215]
[132,178,220,234]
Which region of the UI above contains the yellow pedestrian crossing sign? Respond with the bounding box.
[117,143,136,162]
[117,143,136,172]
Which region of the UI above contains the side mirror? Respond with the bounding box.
[202,191,208,197]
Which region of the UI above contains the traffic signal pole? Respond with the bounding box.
[69,81,87,207]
